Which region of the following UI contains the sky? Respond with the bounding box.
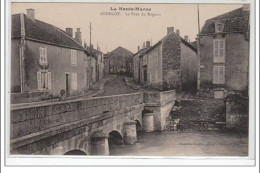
[11,3,242,53]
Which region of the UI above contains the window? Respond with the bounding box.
[215,23,224,33]
[213,39,225,63]
[213,66,225,84]
[37,70,51,90]
[71,73,77,90]
[39,47,47,65]
[71,50,77,66]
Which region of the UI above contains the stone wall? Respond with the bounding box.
[143,90,176,131]
[10,92,144,154]
[226,94,249,130]
[180,42,197,91]
[162,33,182,90]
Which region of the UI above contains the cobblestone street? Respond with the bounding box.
[100,75,139,96]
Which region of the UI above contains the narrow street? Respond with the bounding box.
[99,75,139,96]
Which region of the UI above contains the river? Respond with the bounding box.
[109,130,248,156]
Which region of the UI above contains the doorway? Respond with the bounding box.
[65,73,70,95]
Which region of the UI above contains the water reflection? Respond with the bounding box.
[109,130,248,156]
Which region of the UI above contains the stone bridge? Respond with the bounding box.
[10,90,176,155]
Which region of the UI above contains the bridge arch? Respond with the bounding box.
[108,130,124,145]
[64,149,87,155]
[134,119,142,132]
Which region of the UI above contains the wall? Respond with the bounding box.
[226,94,248,130]
[10,89,176,155]
[200,33,249,92]
[162,33,182,90]
[225,33,249,91]
[109,55,126,74]
[180,42,197,91]
[24,40,88,96]
[10,92,144,154]
[11,39,21,93]
[133,55,140,82]
[91,56,97,84]
[143,90,176,130]
[199,35,214,88]
[147,44,163,90]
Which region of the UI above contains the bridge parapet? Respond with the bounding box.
[143,90,176,131]
[10,92,144,154]
[10,90,176,155]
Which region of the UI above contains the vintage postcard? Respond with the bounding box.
[4,0,257,166]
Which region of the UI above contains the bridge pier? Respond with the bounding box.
[142,113,154,132]
[123,120,137,145]
[90,132,109,155]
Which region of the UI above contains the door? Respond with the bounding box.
[66,74,69,95]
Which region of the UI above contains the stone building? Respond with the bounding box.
[137,27,197,91]
[199,5,250,98]
[105,47,133,75]
[11,9,101,102]
[132,44,150,83]
[85,45,105,84]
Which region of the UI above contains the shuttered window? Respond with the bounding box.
[37,71,51,90]
[39,47,47,65]
[213,39,225,63]
[71,50,77,66]
[213,66,225,84]
[71,73,77,90]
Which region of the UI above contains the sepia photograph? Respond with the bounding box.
[3,0,257,167]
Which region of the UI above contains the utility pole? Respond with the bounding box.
[90,22,92,53]
[197,4,201,91]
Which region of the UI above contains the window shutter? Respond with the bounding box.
[213,66,218,84]
[219,40,224,58]
[37,71,41,90]
[214,40,219,58]
[219,66,225,84]
[48,72,51,90]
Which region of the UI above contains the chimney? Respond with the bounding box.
[146,41,150,48]
[176,29,180,36]
[242,4,250,11]
[65,28,73,37]
[184,35,189,42]
[142,42,146,49]
[167,27,174,35]
[75,28,82,45]
[26,8,35,21]
[138,46,140,51]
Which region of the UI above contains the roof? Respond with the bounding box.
[144,32,197,55]
[107,47,133,59]
[12,14,86,51]
[200,7,250,35]
[133,47,149,57]
[85,46,103,57]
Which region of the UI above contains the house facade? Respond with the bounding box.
[199,5,250,98]
[105,47,133,75]
[133,45,149,83]
[137,27,197,91]
[11,9,96,102]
